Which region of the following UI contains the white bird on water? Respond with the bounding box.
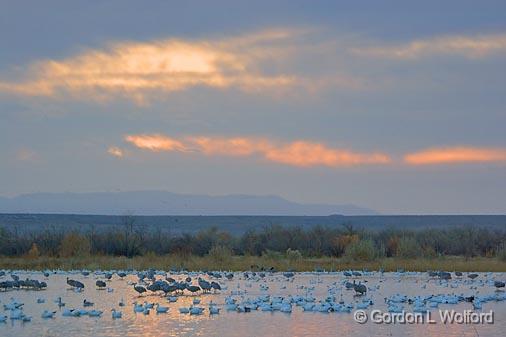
[209,306,220,315]
[111,309,122,319]
[10,309,25,320]
[41,310,56,319]
[133,302,144,313]
[88,310,103,317]
[190,306,204,315]
[156,304,169,313]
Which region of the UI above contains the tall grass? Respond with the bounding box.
[0,255,505,272]
[497,243,506,262]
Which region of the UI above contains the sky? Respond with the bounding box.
[1,0,505,214]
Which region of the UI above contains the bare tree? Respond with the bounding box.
[121,211,137,257]
[342,222,355,235]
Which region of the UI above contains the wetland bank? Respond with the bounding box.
[1,222,505,272]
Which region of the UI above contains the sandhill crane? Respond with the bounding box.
[211,281,221,293]
[185,284,200,295]
[55,297,65,308]
[353,281,367,295]
[66,277,84,290]
[83,299,94,307]
[134,285,147,296]
[198,278,211,293]
[439,272,452,280]
[494,281,505,288]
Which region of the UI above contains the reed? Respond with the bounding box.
[1,255,505,272]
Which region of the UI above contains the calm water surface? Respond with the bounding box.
[1,271,505,337]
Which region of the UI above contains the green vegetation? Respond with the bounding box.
[497,243,506,262]
[1,218,505,271]
[396,236,423,259]
[343,239,381,261]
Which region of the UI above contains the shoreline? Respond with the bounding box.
[1,255,505,272]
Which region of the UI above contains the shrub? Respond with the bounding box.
[396,237,423,258]
[208,244,232,264]
[422,246,437,259]
[263,249,283,260]
[26,243,40,258]
[286,248,302,262]
[59,232,91,257]
[496,243,506,262]
[344,239,379,261]
[333,234,359,256]
[386,236,399,257]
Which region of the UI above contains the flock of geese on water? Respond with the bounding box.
[0,268,505,324]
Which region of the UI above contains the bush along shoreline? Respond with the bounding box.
[1,220,505,271]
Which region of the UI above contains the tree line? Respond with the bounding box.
[0,217,505,261]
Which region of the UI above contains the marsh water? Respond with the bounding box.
[1,271,505,337]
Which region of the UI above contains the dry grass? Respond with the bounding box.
[0,255,505,272]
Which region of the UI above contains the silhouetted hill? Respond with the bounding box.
[0,191,377,216]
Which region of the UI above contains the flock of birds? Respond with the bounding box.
[0,268,505,325]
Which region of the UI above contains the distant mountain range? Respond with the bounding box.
[0,191,377,216]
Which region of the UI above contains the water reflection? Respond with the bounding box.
[1,272,504,337]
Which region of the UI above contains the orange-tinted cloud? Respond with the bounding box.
[264,141,390,167]
[107,146,124,158]
[189,136,271,157]
[15,148,38,162]
[0,29,303,103]
[124,134,391,167]
[124,134,188,152]
[404,147,506,165]
[351,33,506,59]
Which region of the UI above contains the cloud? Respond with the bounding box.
[15,148,38,162]
[351,33,506,59]
[404,147,506,165]
[124,135,506,167]
[124,134,391,167]
[264,141,390,167]
[2,29,502,104]
[107,146,124,158]
[0,29,310,103]
[124,134,189,152]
